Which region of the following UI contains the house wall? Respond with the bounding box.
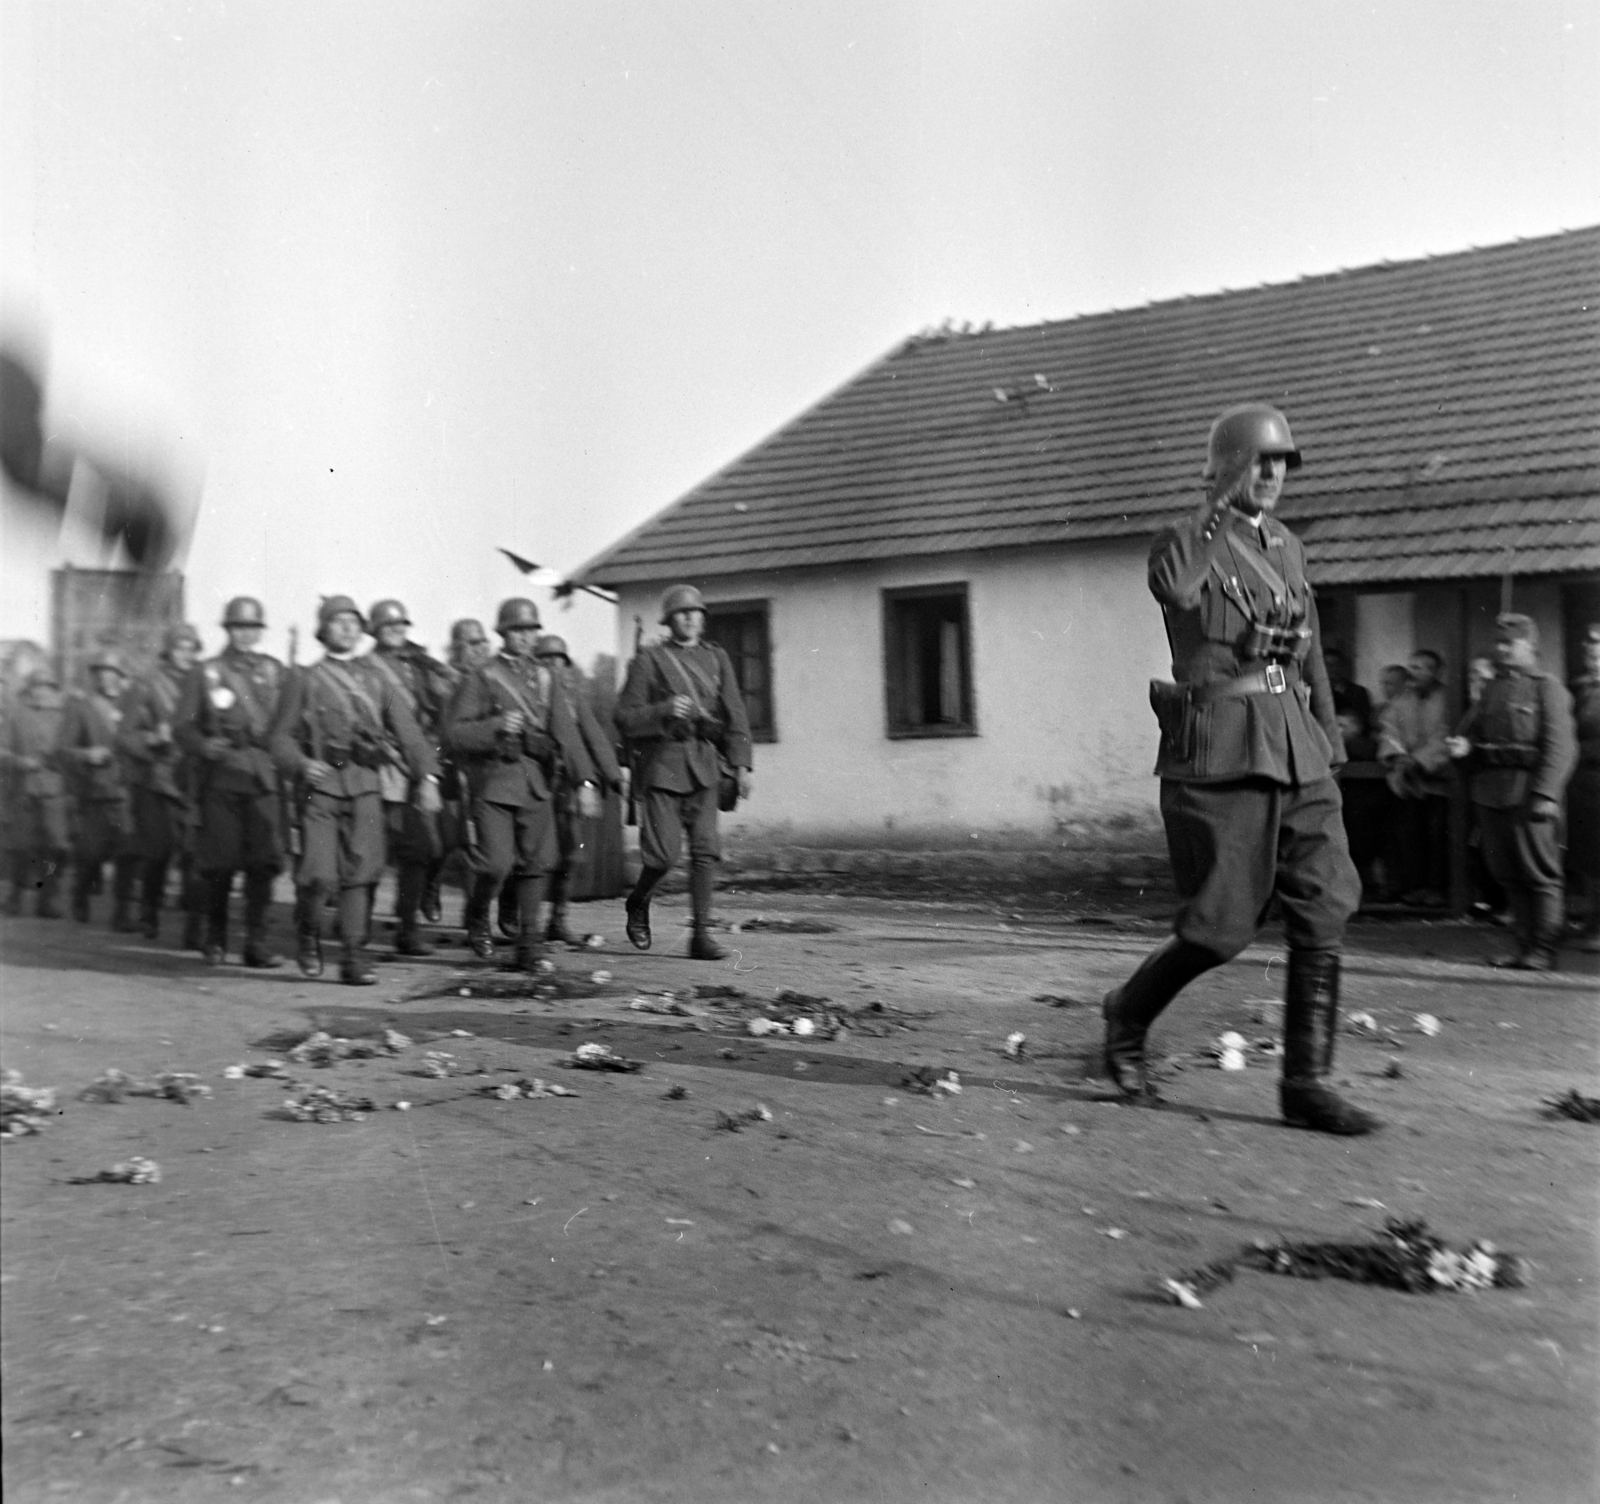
[613,540,1174,870]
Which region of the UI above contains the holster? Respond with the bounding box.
[1149,680,1195,764]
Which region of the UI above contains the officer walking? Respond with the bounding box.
[364,598,455,955]
[58,648,136,928]
[1445,614,1577,970]
[174,596,286,967]
[534,633,623,944]
[1,663,71,917]
[443,598,596,969]
[614,585,753,961]
[269,597,440,985]
[1100,404,1379,1135]
[117,623,204,943]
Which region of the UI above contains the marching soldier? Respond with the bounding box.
[614,585,753,961]
[269,597,440,985]
[1100,404,1379,1135]
[174,596,286,967]
[443,598,597,969]
[116,623,204,943]
[58,648,136,927]
[1,663,70,916]
[1446,614,1577,970]
[534,633,623,944]
[425,618,495,928]
[365,598,455,954]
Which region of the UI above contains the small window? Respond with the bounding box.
[883,584,975,737]
[704,600,776,742]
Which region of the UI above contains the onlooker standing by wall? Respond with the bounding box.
[1463,654,1506,920]
[1566,623,1600,952]
[1325,646,1389,903]
[1377,649,1453,907]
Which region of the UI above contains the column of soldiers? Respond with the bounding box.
[2,584,751,991]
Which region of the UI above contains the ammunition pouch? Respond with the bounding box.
[1239,622,1313,661]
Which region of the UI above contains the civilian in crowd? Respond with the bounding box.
[1378,649,1453,907]
[1464,654,1506,921]
[1324,647,1389,903]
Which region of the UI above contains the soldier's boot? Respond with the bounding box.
[338,887,377,986]
[465,875,497,960]
[625,866,665,952]
[202,870,232,964]
[241,869,284,969]
[36,859,64,919]
[512,876,547,972]
[180,864,206,951]
[543,868,578,946]
[110,856,140,933]
[4,853,28,916]
[686,858,726,961]
[296,883,325,978]
[1101,937,1218,1099]
[70,862,95,923]
[497,877,519,941]
[139,857,168,940]
[394,865,434,956]
[1280,949,1383,1136]
[420,858,445,925]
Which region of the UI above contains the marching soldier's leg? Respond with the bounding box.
[241,868,283,968]
[420,855,445,925]
[1517,816,1566,972]
[37,855,64,919]
[1102,938,1222,1098]
[513,873,547,971]
[394,864,432,955]
[511,800,561,971]
[465,802,515,960]
[685,786,725,960]
[202,869,234,963]
[179,858,205,950]
[337,792,386,986]
[626,788,680,952]
[139,857,168,940]
[70,843,97,923]
[38,801,69,919]
[5,851,27,915]
[544,863,576,945]
[1279,949,1381,1135]
[111,852,140,933]
[338,885,376,985]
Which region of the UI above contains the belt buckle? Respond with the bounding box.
[1265,662,1287,694]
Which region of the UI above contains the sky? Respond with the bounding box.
[3,0,1596,668]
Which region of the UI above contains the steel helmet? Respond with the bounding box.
[450,618,488,645]
[163,623,202,656]
[533,633,571,663]
[659,584,706,624]
[495,598,542,633]
[368,598,410,630]
[1202,403,1302,482]
[221,596,267,628]
[88,646,126,675]
[316,595,366,639]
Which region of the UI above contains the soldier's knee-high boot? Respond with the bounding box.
[544,866,576,946]
[1280,949,1382,1135]
[296,881,325,977]
[111,855,140,932]
[339,886,376,985]
[687,858,725,961]
[513,875,546,971]
[394,864,432,956]
[37,857,63,918]
[241,869,283,968]
[625,865,666,952]
[464,873,497,959]
[139,857,167,939]
[70,860,96,923]
[180,861,205,950]
[1101,937,1219,1098]
[420,856,445,924]
[203,870,232,962]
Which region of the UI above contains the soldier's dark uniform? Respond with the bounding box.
[58,650,136,927]
[174,597,286,967]
[443,599,595,968]
[1,666,70,916]
[365,598,455,954]
[117,624,204,943]
[615,585,753,961]
[534,633,623,944]
[269,597,439,985]
[1101,404,1378,1135]
[1568,625,1600,949]
[1452,614,1577,970]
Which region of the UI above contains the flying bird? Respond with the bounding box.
[498,547,541,575]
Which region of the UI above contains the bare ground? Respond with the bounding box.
[2,890,1597,1504]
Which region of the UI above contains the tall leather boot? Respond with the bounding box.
[202,870,232,963]
[687,858,725,960]
[465,874,497,959]
[497,877,519,940]
[625,865,666,952]
[1101,936,1219,1098]
[513,875,546,971]
[139,857,168,940]
[420,858,445,924]
[339,886,376,985]
[296,882,325,978]
[111,855,140,932]
[1280,949,1382,1135]
[544,866,577,946]
[241,869,283,968]
[394,864,433,956]
[180,862,205,950]
[70,860,95,923]
[37,858,63,918]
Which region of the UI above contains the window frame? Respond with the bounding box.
[881,581,978,740]
[702,597,777,744]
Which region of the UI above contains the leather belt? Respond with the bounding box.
[1191,663,1302,704]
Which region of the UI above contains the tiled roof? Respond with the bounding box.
[572,228,1600,589]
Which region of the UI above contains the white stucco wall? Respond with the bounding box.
[613,540,1173,851]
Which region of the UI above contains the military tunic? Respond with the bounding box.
[58,690,133,870]
[1,688,70,859]
[117,664,193,862]
[1456,667,1577,950]
[367,644,454,868]
[1569,672,1600,890]
[1148,506,1359,959]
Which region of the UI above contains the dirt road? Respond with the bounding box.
[3,892,1596,1503]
